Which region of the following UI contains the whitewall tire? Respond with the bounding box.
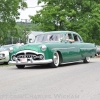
[83,57,90,63]
[49,52,60,68]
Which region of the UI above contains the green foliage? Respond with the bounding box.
[14,22,41,43]
[0,0,27,44]
[30,0,100,45]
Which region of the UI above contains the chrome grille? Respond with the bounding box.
[14,52,44,60]
[17,55,25,58]
[16,54,35,58]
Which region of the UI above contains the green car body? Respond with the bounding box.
[9,31,96,68]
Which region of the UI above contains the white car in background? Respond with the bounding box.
[0,44,23,64]
[27,31,44,43]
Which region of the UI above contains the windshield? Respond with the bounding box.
[34,33,64,43]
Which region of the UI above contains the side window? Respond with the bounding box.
[77,35,82,42]
[35,35,44,42]
[49,35,54,41]
[68,33,73,39]
[58,34,63,41]
[73,35,78,41]
[54,34,58,41]
[73,34,82,42]
[49,34,63,41]
[66,33,73,40]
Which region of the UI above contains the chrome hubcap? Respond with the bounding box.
[53,52,59,66]
[86,57,90,62]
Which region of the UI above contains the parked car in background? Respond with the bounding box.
[9,31,97,69]
[96,45,100,55]
[0,44,23,64]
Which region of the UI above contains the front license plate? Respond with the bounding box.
[20,58,27,62]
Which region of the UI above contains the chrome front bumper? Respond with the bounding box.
[0,57,9,63]
[9,59,53,65]
[0,51,9,63]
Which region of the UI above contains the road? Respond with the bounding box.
[0,58,100,100]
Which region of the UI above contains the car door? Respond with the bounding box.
[63,33,82,62]
[72,33,83,61]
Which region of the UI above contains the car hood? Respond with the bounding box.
[13,42,62,54]
[0,48,7,52]
[17,43,42,52]
[0,50,9,53]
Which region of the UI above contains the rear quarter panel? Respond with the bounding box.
[80,43,96,58]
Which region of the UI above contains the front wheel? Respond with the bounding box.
[49,52,60,68]
[16,65,25,69]
[83,57,90,63]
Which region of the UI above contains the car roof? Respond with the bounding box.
[27,31,44,36]
[34,31,83,43]
[35,31,79,37]
[45,31,78,35]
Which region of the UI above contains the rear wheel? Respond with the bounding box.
[83,57,90,63]
[16,65,25,69]
[49,52,60,68]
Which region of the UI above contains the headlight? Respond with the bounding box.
[41,45,47,51]
[0,54,5,58]
[9,47,13,52]
[39,54,44,60]
[12,55,16,61]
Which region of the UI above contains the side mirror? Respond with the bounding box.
[29,39,33,43]
[30,40,33,43]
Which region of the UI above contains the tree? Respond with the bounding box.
[30,0,100,44]
[0,0,27,44]
[15,22,40,42]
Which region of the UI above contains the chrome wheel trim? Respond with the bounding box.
[86,57,90,62]
[53,52,59,66]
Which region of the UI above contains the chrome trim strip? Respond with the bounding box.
[80,48,95,50]
[52,47,75,50]
[9,59,53,65]
[61,60,83,65]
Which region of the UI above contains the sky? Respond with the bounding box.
[18,0,43,21]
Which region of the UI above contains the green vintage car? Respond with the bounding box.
[9,31,96,69]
